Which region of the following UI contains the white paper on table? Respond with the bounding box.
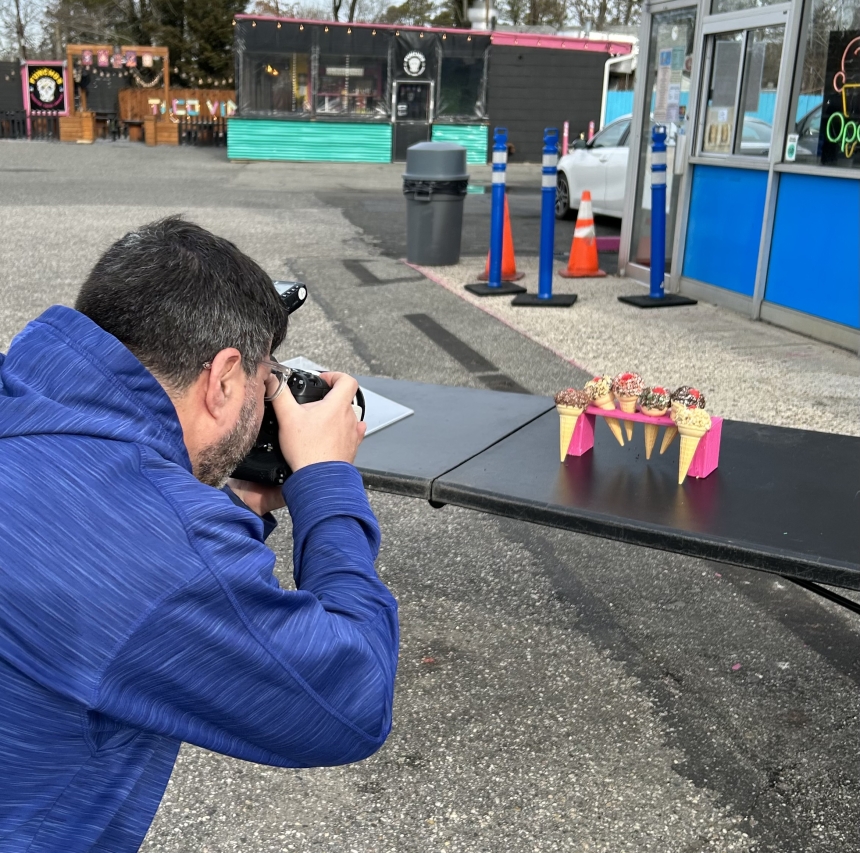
[281,356,414,436]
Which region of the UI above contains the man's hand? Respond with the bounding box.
[271,371,366,472]
[226,477,286,516]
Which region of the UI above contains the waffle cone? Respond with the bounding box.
[677,425,708,484]
[595,401,624,446]
[660,425,678,454]
[556,405,584,461]
[618,396,637,440]
[643,422,659,459]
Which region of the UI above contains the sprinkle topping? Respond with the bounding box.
[584,375,612,400]
[638,386,671,411]
[671,385,707,410]
[611,372,645,398]
[674,408,712,430]
[555,388,590,409]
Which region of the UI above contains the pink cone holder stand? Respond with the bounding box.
[565,405,722,480]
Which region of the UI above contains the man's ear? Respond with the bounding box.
[202,348,246,423]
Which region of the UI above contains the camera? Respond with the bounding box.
[230,282,366,486]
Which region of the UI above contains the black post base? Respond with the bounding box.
[511,292,578,308]
[465,282,528,296]
[617,293,698,309]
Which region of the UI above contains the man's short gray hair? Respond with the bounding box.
[75,217,290,390]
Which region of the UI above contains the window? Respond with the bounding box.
[701,25,784,157]
[703,32,743,153]
[736,26,783,156]
[315,55,388,116]
[711,0,785,15]
[788,0,860,169]
[592,118,630,148]
[241,53,311,114]
[437,56,486,119]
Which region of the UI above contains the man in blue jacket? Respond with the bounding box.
[0,217,399,852]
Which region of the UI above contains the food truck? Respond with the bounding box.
[228,16,634,163]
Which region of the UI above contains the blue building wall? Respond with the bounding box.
[604,90,823,127]
[765,173,860,329]
[682,165,768,296]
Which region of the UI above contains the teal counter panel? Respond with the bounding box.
[228,119,392,162]
[431,125,489,164]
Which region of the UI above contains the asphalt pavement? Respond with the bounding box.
[1,141,859,853]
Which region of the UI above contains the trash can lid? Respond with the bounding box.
[403,142,469,181]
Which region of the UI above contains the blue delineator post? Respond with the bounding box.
[512,128,577,308]
[650,124,667,300]
[466,127,526,296]
[538,127,559,299]
[616,124,697,309]
[488,127,507,288]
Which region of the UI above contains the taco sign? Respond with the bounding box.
[27,64,66,113]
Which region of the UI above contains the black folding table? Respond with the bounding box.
[356,377,860,591]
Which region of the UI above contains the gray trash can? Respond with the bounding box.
[403,142,469,266]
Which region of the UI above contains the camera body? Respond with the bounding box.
[231,368,365,486]
[230,281,366,486]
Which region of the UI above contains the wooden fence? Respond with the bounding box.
[118,89,236,121]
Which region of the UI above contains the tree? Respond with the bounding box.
[0,0,40,59]
[497,0,528,26]
[380,0,434,25]
[184,0,244,83]
[431,0,468,27]
[566,0,641,30]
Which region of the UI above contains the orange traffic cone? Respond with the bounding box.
[559,190,607,278]
[478,194,525,282]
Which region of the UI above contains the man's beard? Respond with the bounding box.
[195,390,260,488]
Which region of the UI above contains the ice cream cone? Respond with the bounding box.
[677,425,708,484]
[643,422,659,460]
[595,399,624,447]
[618,396,637,440]
[556,404,584,461]
[660,425,678,454]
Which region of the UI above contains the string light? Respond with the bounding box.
[252,20,256,26]
[372,29,377,34]
[347,27,352,33]
[277,22,281,27]
[299,23,304,30]
[324,25,329,31]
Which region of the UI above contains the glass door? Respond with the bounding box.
[628,6,699,272]
[392,81,432,161]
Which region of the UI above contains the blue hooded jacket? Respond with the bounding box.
[0,306,399,852]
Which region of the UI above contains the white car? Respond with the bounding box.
[555,115,631,220]
[554,113,773,220]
